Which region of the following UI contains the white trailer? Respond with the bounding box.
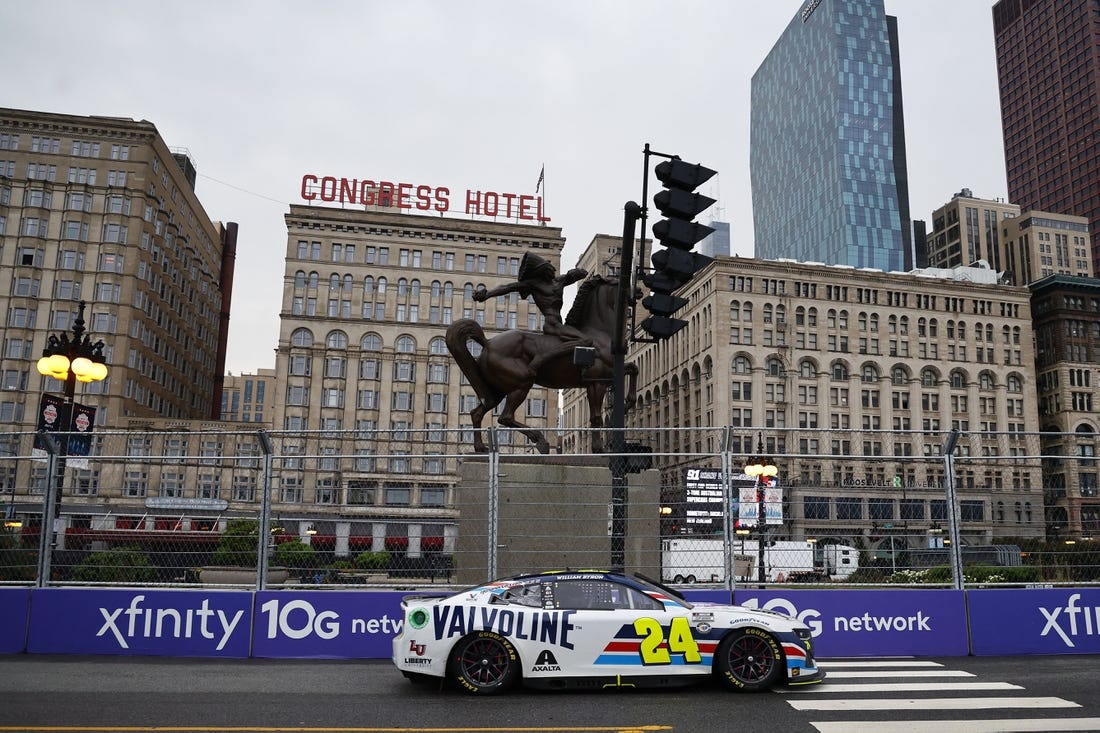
[661,537,859,584]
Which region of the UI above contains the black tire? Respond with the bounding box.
[673,574,684,584]
[714,628,784,692]
[686,574,697,584]
[447,631,520,695]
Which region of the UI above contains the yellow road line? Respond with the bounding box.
[0,727,674,732]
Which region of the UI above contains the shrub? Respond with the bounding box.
[273,540,318,569]
[355,550,390,570]
[71,547,156,583]
[210,519,260,567]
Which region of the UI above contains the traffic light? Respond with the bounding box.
[641,157,717,340]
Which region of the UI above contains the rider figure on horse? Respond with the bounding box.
[473,252,592,368]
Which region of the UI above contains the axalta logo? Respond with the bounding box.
[96,595,244,651]
[740,597,935,635]
[531,649,561,672]
[1040,593,1100,648]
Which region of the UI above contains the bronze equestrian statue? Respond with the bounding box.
[447,253,635,454]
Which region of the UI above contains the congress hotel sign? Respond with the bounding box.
[299,174,550,223]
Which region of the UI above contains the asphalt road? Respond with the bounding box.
[0,655,1099,732]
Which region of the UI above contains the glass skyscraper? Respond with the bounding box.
[750,0,912,271]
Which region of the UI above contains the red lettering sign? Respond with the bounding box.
[299,174,547,222]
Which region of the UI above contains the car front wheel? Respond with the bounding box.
[714,628,784,692]
[447,631,520,695]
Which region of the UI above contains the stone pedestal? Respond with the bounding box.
[454,455,660,586]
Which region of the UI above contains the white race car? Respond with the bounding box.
[392,570,823,694]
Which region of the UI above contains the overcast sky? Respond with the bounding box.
[2,1,1007,374]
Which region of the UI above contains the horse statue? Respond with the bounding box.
[446,275,636,454]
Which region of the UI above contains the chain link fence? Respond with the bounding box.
[0,426,1097,588]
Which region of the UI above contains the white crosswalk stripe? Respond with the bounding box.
[785,658,1094,732]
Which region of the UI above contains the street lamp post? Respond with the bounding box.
[743,433,777,587]
[34,301,108,586]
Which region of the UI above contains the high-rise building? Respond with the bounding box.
[0,108,235,433]
[993,0,1100,274]
[270,203,566,543]
[751,0,912,271]
[1030,274,1100,538]
[926,189,1093,285]
[221,368,277,425]
[927,189,1021,271]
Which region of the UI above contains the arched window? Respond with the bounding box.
[869,313,879,333]
[410,279,421,297]
[444,282,454,299]
[799,359,816,379]
[891,366,908,385]
[429,336,448,355]
[861,364,879,383]
[928,318,938,337]
[396,335,416,353]
[1007,374,1023,393]
[363,276,374,296]
[361,333,382,351]
[807,307,818,327]
[950,370,967,389]
[795,306,806,326]
[731,301,742,321]
[464,283,474,301]
[343,274,353,292]
[430,280,441,298]
[327,330,348,349]
[921,368,938,387]
[308,272,319,290]
[291,328,313,348]
[831,362,849,381]
[766,357,784,377]
[979,372,996,391]
[732,356,751,374]
[294,271,306,289]
[377,277,387,295]
[397,278,408,297]
[329,273,340,291]
[763,303,774,324]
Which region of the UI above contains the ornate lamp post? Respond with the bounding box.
[34,301,108,585]
[744,434,777,587]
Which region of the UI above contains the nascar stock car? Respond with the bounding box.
[392,569,823,695]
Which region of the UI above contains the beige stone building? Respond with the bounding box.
[269,203,567,547]
[617,255,1046,547]
[0,108,233,509]
[926,189,1093,285]
[221,368,276,425]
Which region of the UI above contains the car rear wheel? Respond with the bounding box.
[714,628,784,692]
[685,574,697,584]
[447,631,520,695]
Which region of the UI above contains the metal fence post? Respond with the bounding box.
[257,429,275,591]
[35,430,61,588]
[720,427,735,593]
[487,427,499,582]
[942,428,965,589]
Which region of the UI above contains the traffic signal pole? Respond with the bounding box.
[611,201,642,569]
